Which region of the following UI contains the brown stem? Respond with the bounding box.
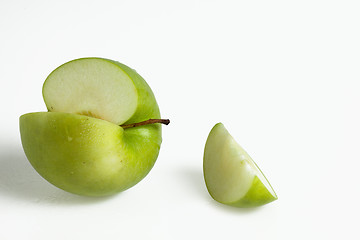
[120,119,170,129]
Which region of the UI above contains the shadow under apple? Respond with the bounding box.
[179,166,263,214]
[0,143,113,205]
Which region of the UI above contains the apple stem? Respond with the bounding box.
[120,119,170,129]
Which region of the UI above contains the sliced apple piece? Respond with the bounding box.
[203,123,277,207]
[43,58,156,125]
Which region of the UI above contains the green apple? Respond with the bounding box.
[203,123,277,207]
[20,58,169,197]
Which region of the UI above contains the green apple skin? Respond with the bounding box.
[20,112,161,196]
[20,58,163,196]
[214,176,277,208]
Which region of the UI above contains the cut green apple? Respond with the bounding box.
[20,58,169,197]
[203,123,277,207]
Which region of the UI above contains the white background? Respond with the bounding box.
[1,0,359,239]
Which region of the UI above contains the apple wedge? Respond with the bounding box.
[203,123,277,207]
[20,58,168,196]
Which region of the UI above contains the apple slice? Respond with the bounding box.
[203,123,277,207]
[20,58,168,196]
[43,58,156,125]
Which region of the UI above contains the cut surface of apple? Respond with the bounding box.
[203,123,277,207]
[20,58,166,196]
[43,58,148,125]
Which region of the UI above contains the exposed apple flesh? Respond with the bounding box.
[43,58,139,125]
[203,123,277,207]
